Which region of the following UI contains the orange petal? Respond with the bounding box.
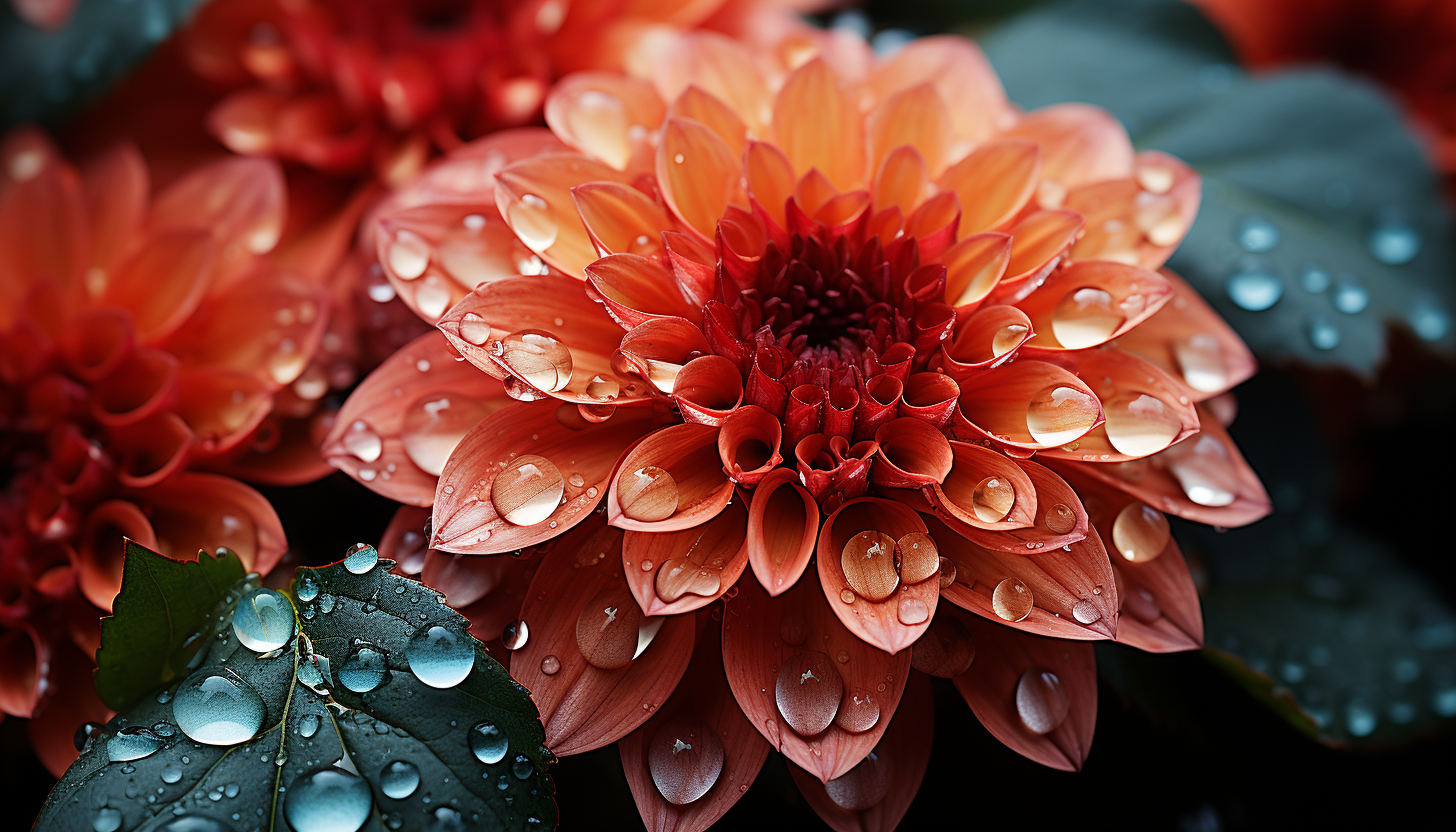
[938,304,1033,377]
[1067,151,1201,269]
[953,359,1103,451]
[207,412,335,487]
[1000,104,1134,188]
[773,58,866,191]
[951,610,1098,770]
[324,331,510,506]
[509,517,696,755]
[374,203,531,323]
[941,232,1012,309]
[175,367,273,457]
[607,423,734,532]
[587,253,699,328]
[431,399,658,553]
[870,83,951,175]
[658,116,745,239]
[1015,260,1173,351]
[573,181,677,258]
[670,85,749,159]
[722,575,913,782]
[106,412,193,488]
[76,500,155,611]
[744,140,796,228]
[80,143,148,275]
[938,138,1040,236]
[103,230,215,343]
[998,209,1086,291]
[623,500,750,616]
[717,405,782,485]
[149,155,286,271]
[817,498,939,654]
[788,672,934,832]
[898,372,959,428]
[495,151,632,277]
[90,347,178,427]
[869,36,1012,147]
[871,418,952,488]
[207,88,286,156]
[673,354,744,425]
[926,440,1037,531]
[1032,348,1200,463]
[951,457,1091,553]
[0,130,86,308]
[381,504,432,575]
[872,145,929,218]
[641,32,773,138]
[619,616,770,832]
[134,473,287,577]
[0,624,48,718]
[746,468,818,596]
[545,71,665,170]
[618,317,713,395]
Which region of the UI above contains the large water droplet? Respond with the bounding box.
[173,666,266,746]
[508,194,559,251]
[339,643,389,693]
[895,532,939,584]
[402,394,495,477]
[1123,585,1162,623]
[154,817,233,832]
[499,329,573,393]
[343,543,378,574]
[1103,393,1181,457]
[74,720,105,752]
[1071,598,1101,624]
[619,466,679,522]
[1052,287,1125,348]
[1173,335,1228,393]
[648,714,724,805]
[502,620,529,650]
[824,751,890,811]
[1166,436,1236,507]
[897,596,930,625]
[386,229,429,279]
[937,557,957,589]
[458,311,493,345]
[108,725,164,762]
[840,530,899,602]
[655,557,723,603]
[283,768,373,832]
[1111,502,1169,562]
[1026,385,1099,446]
[1368,215,1421,265]
[1225,262,1283,311]
[470,721,509,764]
[1016,667,1070,734]
[380,760,420,799]
[971,476,1014,523]
[991,324,1028,357]
[1044,503,1076,535]
[491,455,565,526]
[775,651,843,736]
[835,690,880,733]
[407,624,474,689]
[341,420,382,463]
[298,714,321,739]
[576,587,641,670]
[296,576,319,602]
[1236,216,1279,252]
[992,578,1033,622]
[232,587,294,653]
[1409,296,1450,342]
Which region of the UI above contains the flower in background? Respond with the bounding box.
[179,0,821,183]
[329,28,1270,827]
[0,129,343,774]
[7,0,74,29]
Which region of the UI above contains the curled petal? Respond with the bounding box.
[134,473,287,577]
[618,316,713,395]
[998,209,1085,290]
[952,610,1098,770]
[939,304,1033,378]
[107,412,192,489]
[852,374,902,443]
[871,418,952,488]
[722,576,913,782]
[573,181,677,257]
[1015,261,1173,351]
[938,138,1040,236]
[898,372,959,428]
[774,58,865,191]
[1000,104,1134,189]
[545,71,665,170]
[942,232,1012,309]
[869,36,1012,146]
[818,498,939,655]
[61,308,134,383]
[674,355,744,426]
[789,672,934,832]
[1067,151,1201,268]
[510,518,696,755]
[432,400,657,553]
[624,500,750,616]
[175,368,273,457]
[208,412,335,487]
[324,331,510,506]
[903,192,959,264]
[953,359,1103,451]
[587,253,699,327]
[608,423,734,532]
[747,468,818,596]
[664,229,719,308]
[926,441,1036,531]
[794,433,878,510]
[495,151,632,277]
[659,116,745,239]
[90,348,178,427]
[75,501,153,612]
[1034,348,1200,463]
[717,406,782,485]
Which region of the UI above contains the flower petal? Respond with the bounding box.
[1000,104,1134,188]
[658,116,745,239]
[1033,348,1200,463]
[175,367,273,457]
[941,232,1012,309]
[639,32,773,137]
[717,405,783,485]
[1014,260,1173,351]
[817,497,939,654]
[670,85,749,159]
[869,36,1012,146]
[623,500,750,616]
[925,440,1037,531]
[545,71,665,171]
[80,143,148,275]
[102,230,215,343]
[673,354,744,425]
[773,58,866,191]
[375,203,531,323]
[0,130,86,310]
[997,209,1086,291]
[134,473,287,577]
[27,640,111,777]
[574,181,678,258]
[950,457,1091,553]
[0,624,48,718]
[1067,151,1201,269]
[938,304,1033,377]
[607,423,735,532]
[870,83,951,176]
[148,155,286,272]
[587,253,699,328]
[495,151,632,278]
[746,468,818,596]
[898,372,960,428]
[871,418,953,488]
[938,138,1040,236]
[953,359,1103,451]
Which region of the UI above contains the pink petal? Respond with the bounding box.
[817,498,940,654]
[607,423,735,532]
[623,500,750,616]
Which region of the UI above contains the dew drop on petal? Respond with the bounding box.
[1015,667,1070,734]
[1103,393,1181,457]
[991,324,1028,357]
[824,751,890,811]
[407,624,474,689]
[1052,287,1124,349]
[386,229,429,280]
[1111,502,1169,563]
[232,587,295,653]
[283,768,373,832]
[897,596,930,625]
[840,530,899,601]
[1044,503,1076,535]
[492,455,565,526]
[775,651,842,736]
[895,532,939,584]
[1071,598,1101,625]
[341,420,382,463]
[648,715,724,805]
[576,588,641,670]
[402,394,494,477]
[502,620,530,650]
[992,578,1033,622]
[619,465,679,522]
[1123,585,1162,623]
[1173,334,1228,394]
[937,557,957,589]
[540,654,561,675]
[499,329,573,392]
[173,666,266,746]
[971,476,1014,523]
[470,721,509,764]
[508,194,559,251]
[459,312,492,345]
[1026,385,1099,446]
[835,689,880,733]
[910,614,975,677]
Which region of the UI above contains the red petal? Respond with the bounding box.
[509,517,696,755]
[148,155,286,272]
[925,440,1037,531]
[950,457,1091,553]
[208,412,335,487]
[722,576,913,782]
[673,355,744,426]
[175,367,273,457]
[324,331,509,506]
[431,399,658,553]
[76,500,155,611]
[380,505,432,576]
[624,500,750,616]
[953,359,1103,451]
[90,348,178,427]
[1014,260,1173,351]
[871,418,952,488]
[817,498,939,654]
[619,316,714,394]
[28,640,111,777]
[607,423,734,532]
[0,623,48,717]
[718,405,782,485]
[106,412,192,488]
[134,473,287,576]
[80,143,148,275]
[0,130,86,306]
[163,270,328,388]
[998,209,1086,290]
[789,672,935,832]
[587,253,699,327]
[375,203,527,323]
[103,231,216,343]
[773,59,865,191]
[951,611,1098,770]
[898,372,959,428]
[938,304,1033,378]
[746,468,818,596]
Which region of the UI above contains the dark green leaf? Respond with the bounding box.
[0,0,207,128]
[93,540,245,712]
[983,0,1455,373]
[39,549,556,831]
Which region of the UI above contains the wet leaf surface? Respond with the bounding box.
[985,0,1455,373]
[37,544,556,831]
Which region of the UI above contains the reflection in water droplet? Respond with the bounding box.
[1166,436,1236,507]
[1016,667,1070,734]
[540,655,561,675]
[173,666,266,746]
[1044,503,1076,535]
[1111,502,1169,563]
[1071,598,1101,625]
[512,754,534,780]
[937,557,957,589]
[1052,287,1124,348]
[508,194,559,251]
[991,324,1029,357]
[840,530,899,601]
[897,596,930,625]
[1103,393,1181,457]
[470,721,510,764]
[386,229,430,279]
[1026,385,1099,446]
[108,725,164,762]
[298,714,321,739]
[407,624,474,689]
[992,578,1033,622]
[296,576,319,602]
[971,476,1014,523]
[502,620,530,650]
[1225,262,1283,311]
[492,455,565,526]
[895,532,939,584]
[379,760,420,799]
[1332,275,1369,314]
[499,329,573,392]
[232,587,294,653]
[775,651,843,736]
[74,720,105,752]
[343,543,378,574]
[1236,216,1279,252]
[619,466,679,522]
[338,644,390,693]
[824,751,890,811]
[284,767,373,832]
[655,556,723,603]
[835,690,880,733]
[162,763,183,783]
[648,715,723,805]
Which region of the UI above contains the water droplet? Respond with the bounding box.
[470,721,510,764]
[108,725,165,762]
[648,715,723,805]
[1016,667,1070,734]
[824,751,890,811]
[1071,598,1101,625]
[619,466,679,522]
[841,530,899,601]
[154,817,231,832]
[775,651,842,736]
[1236,216,1279,252]
[91,807,122,832]
[1135,162,1175,194]
[1304,313,1340,350]
[508,194,559,251]
[779,614,807,646]
[341,420,382,463]
[499,329,573,393]
[1044,503,1076,535]
[343,543,378,574]
[1345,697,1377,738]
[1299,263,1331,293]
[298,714,321,739]
[283,767,373,832]
[492,455,565,526]
[512,754,534,780]
[338,643,389,693]
[896,596,930,625]
[458,311,492,345]
[1332,274,1369,314]
[407,624,474,689]
[173,666,266,746]
[503,620,530,650]
[992,578,1033,622]
[1026,385,1099,446]
[835,690,880,733]
[839,588,856,604]
[1110,502,1169,563]
[971,476,1014,523]
[1368,215,1421,265]
[296,575,319,602]
[576,588,641,670]
[232,587,294,653]
[1173,334,1228,393]
[74,721,106,752]
[1225,262,1283,311]
[540,655,561,675]
[1104,393,1181,457]
[1165,435,1236,506]
[402,394,495,477]
[1409,296,1450,342]
[1052,287,1125,348]
[937,557,957,589]
[991,324,1029,357]
[895,532,939,583]
[380,760,420,799]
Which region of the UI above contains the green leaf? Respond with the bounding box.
[39,548,556,831]
[93,540,246,712]
[983,0,1455,373]
[0,0,208,128]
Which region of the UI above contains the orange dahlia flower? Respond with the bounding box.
[180,0,819,181]
[0,129,338,774]
[329,30,1271,827]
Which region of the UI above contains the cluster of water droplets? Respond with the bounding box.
[837,529,941,625]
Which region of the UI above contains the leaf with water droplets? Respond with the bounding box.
[985,0,1455,373]
[38,543,556,831]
